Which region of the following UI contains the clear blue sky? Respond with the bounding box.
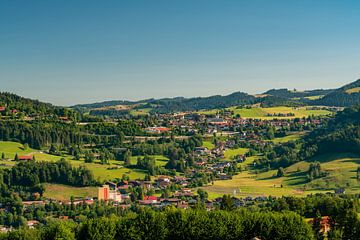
[1,0,359,105]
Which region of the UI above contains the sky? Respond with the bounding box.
[1,0,360,106]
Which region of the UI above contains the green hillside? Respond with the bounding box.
[204,153,360,198]
[0,141,149,181]
[314,79,360,107]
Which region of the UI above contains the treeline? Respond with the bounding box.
[266,194,360,239]
[3,159,96,189]
[0,209,314,240]
[0,121,84,149]
[264,88,333,99]
[0,92,78,119]
[259,96,304,108]
[314,79,360,107]
[0,120,143,149]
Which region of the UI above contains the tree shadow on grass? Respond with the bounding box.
[283,171,309,186]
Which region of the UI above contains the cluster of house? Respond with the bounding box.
[141,110,326,138]
[0,106,17,114]
[145,127,171,134]
[94,180,272,210]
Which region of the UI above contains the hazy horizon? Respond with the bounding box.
[1,0,360,105]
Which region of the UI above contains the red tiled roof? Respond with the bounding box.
[19,155,33,160]
[144,196,157,201]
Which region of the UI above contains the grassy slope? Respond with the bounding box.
[0,141,161,181]
[230,106,331,119]
[0,141,173,201]
[2,141,358,199]
[345,87,360,94]
[129,108,152,116]
[204,153,360,198]
[271,132,305,144]
[43,183,97,201]
[202,141,215,150]
[198,106,331,119]
[224,148,248,159]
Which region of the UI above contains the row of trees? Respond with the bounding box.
[3,159,96,188]
[0,208,315,240]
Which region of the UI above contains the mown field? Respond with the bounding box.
[224,148,248,159]
[271,132,305,144]
[43,183,98,201]
[199,106,332,119]
[345,87,360,94]
[228,106,332,119]
[203,152,360,198]
[129,108,152,116]
[202,141,215,150]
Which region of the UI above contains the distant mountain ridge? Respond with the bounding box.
[2,79,359,116]
[263,88,334,99]
[72,79,359,115]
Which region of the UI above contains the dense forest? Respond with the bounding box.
[314,79,360,107]
[0,159,96,202]
[0,92,78,119]
[264,88,333,99]
[0,209,317,240]
[3,159,96,188]
[254,105,360,170]
[0,197,359,240]
[301,105,360,158]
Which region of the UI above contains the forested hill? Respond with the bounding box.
[301,105,360,158]
[0,92,75,118]
[71,79,360,116]
[313,79,360,107]
[264,88,333,99]
[72,92,256,114]
[149,92,256,113]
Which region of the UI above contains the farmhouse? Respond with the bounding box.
[145,127,171,134]
[18,155,33,161]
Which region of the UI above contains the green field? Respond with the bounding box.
[129,155,169,167]
[130,108,152,116]
[304,95,324,100]
[202,141,215,149]
[0,141,149,181]
[271,132,305,144]
[198,106,332,119]
[224,148,248,159]
[43,183,97,201]
[3,141,359,200]
[203,153,360,198]
[228,106,332,119]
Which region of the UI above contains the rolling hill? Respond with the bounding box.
[71,79,360,116]
[314,79,360,107]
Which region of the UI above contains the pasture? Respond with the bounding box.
[198,106,332,119]
[224,148,248,159]
[204,153,360,198]
[229,106,331,119]
[271,132,305,144]
[43,183,98,201]
[0,141,150,181]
